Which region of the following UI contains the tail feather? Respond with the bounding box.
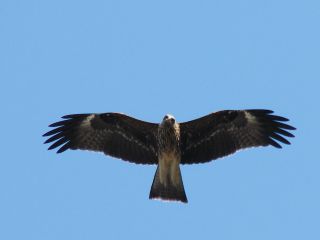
[149,166,188,203]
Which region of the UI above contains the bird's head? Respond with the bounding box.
[162,114,176,126]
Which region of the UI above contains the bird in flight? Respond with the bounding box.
[43,109,295,203]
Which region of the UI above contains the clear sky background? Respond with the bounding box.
[1,0,319,239]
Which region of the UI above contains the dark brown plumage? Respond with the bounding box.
[44,113,158,164]
[180,110,295,164]
[43,109,295,203]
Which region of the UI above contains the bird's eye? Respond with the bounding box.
[164,115,168,120]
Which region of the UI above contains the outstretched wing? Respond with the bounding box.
[43,113,159,164]
[180,109,295,164]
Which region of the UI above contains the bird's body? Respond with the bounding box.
[150,114,187,202]
[157,115,181,187]
[43,109,296,203]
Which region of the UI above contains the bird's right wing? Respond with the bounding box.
[43,113,159,164]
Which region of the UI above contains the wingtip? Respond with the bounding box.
[62,114,75,119]
[47,145,55,151]
[248,109,274,114]
[49,122,62,127]
[62,114,90,119]
[268,138,282,148]
[56,149,64,154]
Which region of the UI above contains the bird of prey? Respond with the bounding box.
[43,109,295,203]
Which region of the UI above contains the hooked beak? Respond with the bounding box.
[169,118,175,124]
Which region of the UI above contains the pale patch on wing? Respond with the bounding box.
[244,111,257,124]
[75,114,156,155]
[80,114,95,128]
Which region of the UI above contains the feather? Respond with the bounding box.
[180,109,295,164]
[43,113,159,164]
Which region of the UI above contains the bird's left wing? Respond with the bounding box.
[43,113,159,164]
[180,109,295,164]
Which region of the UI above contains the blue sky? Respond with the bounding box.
[1,0,319,239]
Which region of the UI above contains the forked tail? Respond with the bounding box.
[149,165,188,203]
